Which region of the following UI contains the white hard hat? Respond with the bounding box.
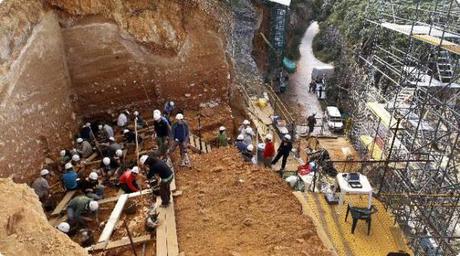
[153,109,161,116]
[219,126,226,131]
[103,157,111,166]
[245,127,253,134]
[60,150,66,157]
[153,111,161,121]
[76,138,83,143]
[89,172,98,181]
[40,169,50,176]
[131,166,140,174]
[89,201,99,211]
[65,163,73,170]
[134,111,139,116]
[140,155,149,165]
[243,119,250,125]
[115,149,123,157]
[284,134,292,141]
[175,113,184,120]
[109,137,115,142]
[57,222,70,233]
[123,129,129,134]
[247,144,254,152]
[98,124,103,130]
[124,110,130,115]
[237,134,244,140]
[72,154,80,162]
[85,122,91,127]
[170,101,175,106]
[266,134,273,141]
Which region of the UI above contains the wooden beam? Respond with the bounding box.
[50,190,77,216]
[98,194,129,243]
[98,189,152,205]
[156,196,168,256]
[165,199,179,256]
[49,215,67,227]
[87,234,152,252]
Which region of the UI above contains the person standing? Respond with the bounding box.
[263,134,275,168]
[117,110,130,128]
[217,126,228,147]
[140,155,174,207]
[307,113,317,135]
[153,109,171,156]
[234,134,247,153]
[133,111,146,129]
[32,169,51,208]
[271,134,293,176]
[163,101,175,121]
[169,113,190,167]
[242,127,255,146]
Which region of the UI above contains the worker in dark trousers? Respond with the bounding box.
[140,155,174,207]
[271,134,293,176]
[307,113,317,135]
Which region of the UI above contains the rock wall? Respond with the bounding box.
[0,12,76,181]
[58,1,231,117]
[0,178,88,256]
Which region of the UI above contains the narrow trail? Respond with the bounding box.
[284,21,333,121]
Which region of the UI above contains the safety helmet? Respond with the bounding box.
[131,166,140,174]
[89,201,99,211]
[247,144,254,152]
[72,154,80,162]
[57,222,70,233]
[109,137,115,142]
[140,155,149,165]
[219,126,226,131]
[98,124,103,130]
[284,134,292,141]
[170,101,175,107]
[89,172,98,181]
[153,111,161,121]
[237,134,244,140]
[175,113,184,120]
[65,163,73,170]
[40,169,50,176]
[60,150,66,157]
[76,138,83,143]
[243,119,250,125]
[115,149,123,157]
[134,111,139,116]
[245,127,253,134]
[103,157,111,166]
[266,134,273,141]
[85,122,91,127]
[123,129,129,134]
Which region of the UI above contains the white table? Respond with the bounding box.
[336,172,373,208]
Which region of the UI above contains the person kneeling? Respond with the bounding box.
[119,166,140,193]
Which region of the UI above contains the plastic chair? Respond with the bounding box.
[345,203,378,235]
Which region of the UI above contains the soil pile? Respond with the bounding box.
[0,178,88,256]
[175,147,332,256]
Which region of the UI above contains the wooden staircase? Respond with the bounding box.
[189,134,212,154]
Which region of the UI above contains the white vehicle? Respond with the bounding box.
[325,106,344,132]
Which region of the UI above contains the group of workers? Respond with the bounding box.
[232,119,293,176]
[31,98,299,239]
[31,100,186,237]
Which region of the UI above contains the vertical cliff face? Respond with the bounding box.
[0,11,76,181]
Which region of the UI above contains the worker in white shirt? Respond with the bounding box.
[117,110,130,127]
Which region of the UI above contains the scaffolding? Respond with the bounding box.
[350,0,460,255]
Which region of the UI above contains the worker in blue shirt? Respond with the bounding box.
[62,162,79,191]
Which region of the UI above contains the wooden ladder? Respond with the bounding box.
[189,134,212,154]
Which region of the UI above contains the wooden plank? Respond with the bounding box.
[156,196,168,256]
[206,144,212,153]
[49,215,67,227]
[51,190,77,216]
[85,152,98,162]
[194,136,200,151]
[165,199,179,256]
[189,135,195,148]
[98,189,152,205]
[87,234,152,252]
[98,194,129,243]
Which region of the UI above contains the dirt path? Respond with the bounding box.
[174,147,332,256]
[283,22,334,135]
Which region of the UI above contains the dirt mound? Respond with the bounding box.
[175,148,332,256]
[0,178,87,256]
